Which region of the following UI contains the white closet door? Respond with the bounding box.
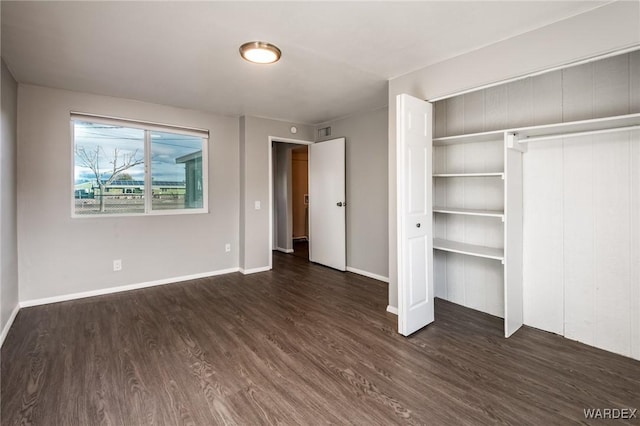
[397,94,434,336]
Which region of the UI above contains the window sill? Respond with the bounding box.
[71,208,209,219]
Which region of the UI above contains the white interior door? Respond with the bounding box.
[397,94,434,336]
[309,138,346,271]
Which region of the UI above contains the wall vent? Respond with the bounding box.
[317,127,331,138]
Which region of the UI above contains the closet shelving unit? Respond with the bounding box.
[431,112,640,338]
[432,129,509,265]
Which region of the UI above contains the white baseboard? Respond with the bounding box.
[275,247,294,254]
[386,305,398,315]
[239,266,271,275]
[0,303,20,347]
[346,267,389,283]
[19,267,240,308]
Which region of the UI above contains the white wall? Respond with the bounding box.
[239,116,315,271]
[317,106,389,280]
[17,85,240,302]
[388,1,640,309]
[431,51,640,360]
[1,59,19,343]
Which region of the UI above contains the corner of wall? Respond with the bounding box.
[1,58,20,345]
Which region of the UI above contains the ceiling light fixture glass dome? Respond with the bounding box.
[239,41,281,64]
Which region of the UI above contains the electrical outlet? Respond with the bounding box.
[225,243,231,253]
[254,201,261,210]
[113,259,122,272]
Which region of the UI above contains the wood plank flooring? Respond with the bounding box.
[2,252,639,425]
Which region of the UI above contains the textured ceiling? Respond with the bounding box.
[2,1,607,124]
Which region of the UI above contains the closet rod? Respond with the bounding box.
[520,124,640,143]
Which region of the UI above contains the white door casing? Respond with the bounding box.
[397,94,434,336]
[309,137,346,271]
[268,136,313,270]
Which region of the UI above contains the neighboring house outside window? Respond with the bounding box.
[176,151,203,209]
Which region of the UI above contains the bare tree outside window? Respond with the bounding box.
[75,146,143,212]
[73,121,146,215]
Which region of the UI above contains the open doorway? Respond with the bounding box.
[290,146,309,259]
[270,138,312,263]
[269,136,347,271]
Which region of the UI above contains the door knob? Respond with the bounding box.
[416,223,421,228]
[336,202,343,207]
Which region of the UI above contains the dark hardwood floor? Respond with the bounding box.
[291,239,309,260]
[2,252,639,425]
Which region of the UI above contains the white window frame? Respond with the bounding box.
[71,112,209,218]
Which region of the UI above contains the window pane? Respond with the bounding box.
[151,131,204,210]
[74,121,145,215]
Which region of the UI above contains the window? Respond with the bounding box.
[72,113,208,216]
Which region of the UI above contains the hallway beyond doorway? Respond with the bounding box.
[291,239,309,260]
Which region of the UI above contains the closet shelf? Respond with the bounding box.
[434,113,640,146]
[433,130,504,145]
[433,172,504,178]
[433,238,504,262]
[512,113,640,143]
[433,207,504,219]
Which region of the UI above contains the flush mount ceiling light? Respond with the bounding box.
[239,41,281,64]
